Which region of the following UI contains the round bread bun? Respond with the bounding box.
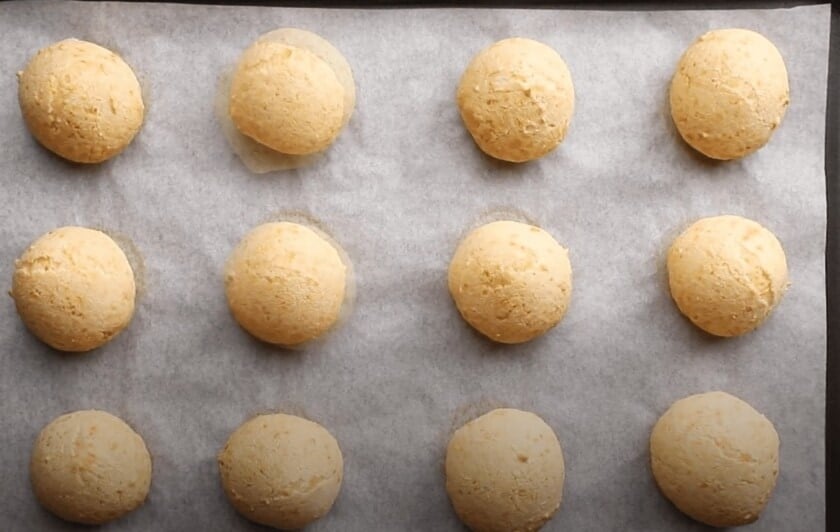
[669,29,789,160]
[650,391,780,527]
[257,28,355,126]
[224,222,348,346]
[445,408,565,532]
[12,226,137,352]
[218,413,343,530]
[30,410,152,525]
[457,37,575,163]
[229,29,353,155]
[18,39,144,163]
[448,220,572,344]
[667,215,788,337]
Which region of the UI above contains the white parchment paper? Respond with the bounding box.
[0,2,828,530]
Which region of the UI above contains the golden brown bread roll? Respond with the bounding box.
[457,38,575,162]
[18,39,144,163]
[670,29,789,160]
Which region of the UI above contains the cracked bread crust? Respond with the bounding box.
[667,215,788,337]
[669,29,789,160]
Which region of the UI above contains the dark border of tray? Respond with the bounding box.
[64,2,840,531]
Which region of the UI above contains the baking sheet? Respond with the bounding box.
[0,2,829,530]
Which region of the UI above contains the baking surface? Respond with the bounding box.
[0,2,828,530]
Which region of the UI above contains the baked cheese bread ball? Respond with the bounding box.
[446,408,565,532]
[457,37,575,163]
[448,220,572,343]
[670,29,789,160]
[667,215,788,337]
[229,29,354,155]
[18,39,144,163]
[225,222,348,346]
[257,28,356,127]
[12,226,137,352]
[650,392,780,527]
[30,410,152,525]
[218,413,343,530]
